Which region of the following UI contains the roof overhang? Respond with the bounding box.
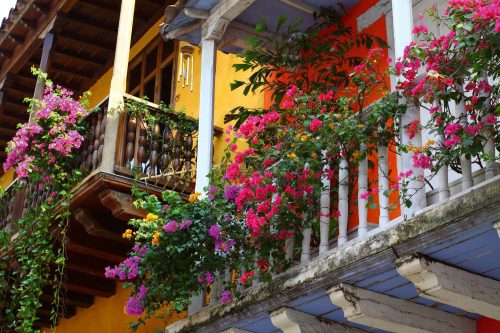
[160,0,362,53]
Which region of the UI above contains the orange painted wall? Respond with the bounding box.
[264,0,401,234]
[477,317,500,333]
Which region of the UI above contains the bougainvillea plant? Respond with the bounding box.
[396,0,499,180]
[0,69,91,332]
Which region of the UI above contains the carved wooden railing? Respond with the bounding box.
[115,95,198,191]
[77,97,108,174]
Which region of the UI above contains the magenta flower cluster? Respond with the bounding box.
[3,86,88,179]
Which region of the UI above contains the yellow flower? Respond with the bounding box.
[144,213,159,222]
[311,152,318,159]
[189,192,202,202]
[152,232,161,246]
[328,123,334,129]
[352,150,361,160]
[358,124,365,128]
[424,139,435,150]
[287,153,297,159]
[300,135,308,141]
[122,229,133,240]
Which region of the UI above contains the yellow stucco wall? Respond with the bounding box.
[43,283,185,333]
[0,168,14,189]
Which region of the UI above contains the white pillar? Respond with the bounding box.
[194,38,216,194]
[319,152,331,253]
[338,155,349,246]
[378,145,390,226]
[101,0,136,173]
[392,0,426,216]
[434,102,450,201]
[454,86,474,190]
[358,153,368,237]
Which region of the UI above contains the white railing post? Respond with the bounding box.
[392,0,427,216]
[101,0,136,173]
[338,153,349,246]
[285,237,294,261]
[301,214,312,263]
[358,149,368,237]
[455,85,474,190]
[480,75,497,180]
[434,101,450,201]
[194,38,216,194]
[378,145,390,227]
[319,151,331,253]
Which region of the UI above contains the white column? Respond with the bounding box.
[194,38,216,194]
[392,0,427,216]
[481,75,497,180]
[101,0,136,173]
[378,145,390,226]
[301,214,311,263]
[319,152,331,253]
[434,102,450,201]
[338,155,349,246]
[358,153,368,237]
[455,86,474,190]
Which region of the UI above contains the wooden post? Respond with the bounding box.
[194,38,216,193]
[101,0,136,174]
[33,32,54,101]
[391,0,427,216]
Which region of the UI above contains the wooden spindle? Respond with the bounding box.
[172,130,181,172]
[86,116,97,168]
[92,112,102,170]
[378,145,390,227]
[125,116,136,168]
[98,111,106,167]
[160,125,172,170]
[136,123,147,172]
[149,122,161,175]
[358,148,368,236]
[185,133,194,173]
[338,153,349,246]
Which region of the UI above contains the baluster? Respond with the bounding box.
[136,122,147,173]
[79,137,88,170]
[125,115,136,168]
[300,214,311,263]
[338,152,349,246]
[319,151,331,254]
[455,84,474,190]
[160,125,172,171]
[172,130,181,173]
[480,75,497,180]
[149,122,161,175]
[98,111,106,167]
[86,116,97,168]
[185,133,194,174]
[434,101,450,201]
[92,112,102,170]
[378,144,390,227]
[285,236,294,262]
[188,292,205,315]
[358,147,368,236]
[209,271,219,305]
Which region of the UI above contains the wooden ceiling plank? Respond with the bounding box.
[65,15,117,35]
[54,48,103,67]
[57,32,115,52]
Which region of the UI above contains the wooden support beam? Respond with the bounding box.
[65,15,117,34]
[280,0,319,14]
[8,34,25,45]
[396,255,500,320]
[57,33,115,52]
[163,21,201,40]
[65,242,125,263]
[74,207,129,243]
[98,189,145,220]
[20,18,38,30]
[0,49,13,59]
[33,32,54,101]
[54,48,103,67]
[270,307,365,333]
[63,270,115,298]
[50,64,93,81]
[41,289,94,308]
[328,283,475,333]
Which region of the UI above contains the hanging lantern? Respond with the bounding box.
[177,44,195,92]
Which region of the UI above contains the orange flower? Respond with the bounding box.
[189,192,202,202]
[152,232,161,246]
[122,229,133,240]
[144,213,159,222]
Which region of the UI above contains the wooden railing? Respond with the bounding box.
[115,94,198,190]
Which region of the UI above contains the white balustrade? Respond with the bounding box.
[377,145,390,227]
[455,84,474,190]
[301,214,312,263]
[338,154,349,246]
[319,151,331,253]
[357,149,368,237]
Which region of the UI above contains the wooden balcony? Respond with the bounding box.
[0,94,211,327]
